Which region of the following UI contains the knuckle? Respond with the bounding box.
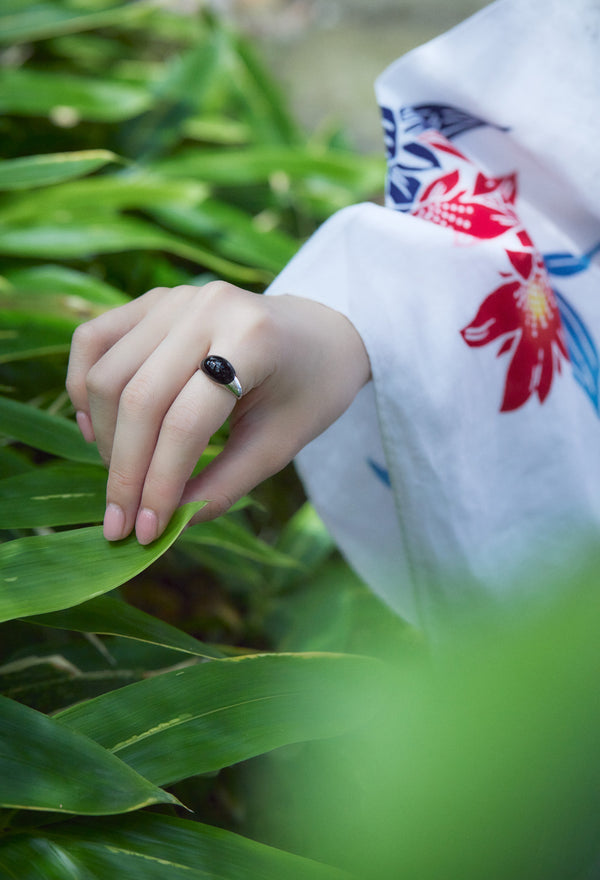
[85,363,113,400]
[244,301,277,344]
[162,404,202,446]
[71,319,99,350]
[206,491,236,520]
[199,280,240,311]
[145,472,182,507]
[120,376,156,417]
[107,464,141,498]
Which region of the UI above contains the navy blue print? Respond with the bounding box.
[388,167,421,207]
[399,103,507,139]
[395,140,440,172]
[380,105,397,159]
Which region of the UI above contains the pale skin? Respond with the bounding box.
[66,282,371,545]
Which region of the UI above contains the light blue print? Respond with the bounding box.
[544,244,600,415]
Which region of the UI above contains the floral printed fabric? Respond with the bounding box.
[380,107,599,414]
[266,0,600,626]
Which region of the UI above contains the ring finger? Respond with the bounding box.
[133,366,240,544]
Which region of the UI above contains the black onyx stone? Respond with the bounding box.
[202,355,235,385]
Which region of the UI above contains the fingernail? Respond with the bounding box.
[136,508,158,545]
[104,503,125,541]
[76,411,95,443]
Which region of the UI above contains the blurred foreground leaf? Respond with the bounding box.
[57,652,381,786]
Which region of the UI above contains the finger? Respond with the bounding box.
[85,303,180,464]
[181,409,300,524]
[102,334,215,541]
[131,311,278,543]
[66,288,165,427]
[133,369,238,544]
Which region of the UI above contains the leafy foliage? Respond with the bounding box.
[0,2,400,876]
[0,3,597,878]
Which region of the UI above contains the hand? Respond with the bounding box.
[66,282,371,544]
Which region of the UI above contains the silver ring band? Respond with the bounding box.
[200,355,243,399]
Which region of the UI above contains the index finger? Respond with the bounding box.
[66,288,165,417]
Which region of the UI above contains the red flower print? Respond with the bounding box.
[461,250,569,411]
[412,167,519,239]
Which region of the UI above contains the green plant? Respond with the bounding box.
[2,4,597,878]
[0,2,402,876]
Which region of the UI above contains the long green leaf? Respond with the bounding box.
[270,502,335,592]
[0,446,32,479]
[0,150,118,191]
[0,695,177,815]
[56,652,380,786]
[151,199,298,273]
[0,396,101,465]
[0,68,151,121]
[0,310,75,365]
[0,0,155,45]
[0,502,205,623]
[3,265,128,306]
[181,518,302,570]
[0,652,143,714]
[0,813,350,880]
[0,462,106,528]
[154,146,385,190]
[0,173,207,223]
[232,29,301,146]
[28,595,223,660]
[0,216,268,284]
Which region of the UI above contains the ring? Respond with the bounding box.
[200,355,243,399]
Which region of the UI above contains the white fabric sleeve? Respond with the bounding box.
[266,0,600,630]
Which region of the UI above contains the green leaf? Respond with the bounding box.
[0,502,205,624]
[151,198,298,274]
[181,518,302,569]
[3,265,128,306]
[0,651,143,714]
[0,172,208,223]
[0,0,156,45]
[0,695,177,815]
[0,310,74,365]
[28,595,223,660]
[270,502,335,591]
[0,462,106,528]
[0,813,350,880]
[154,146,385,191]
[0,68,152,122]
[0,396,101,465]
[0,150,118,191]
[0,216,269,285]
[232,30,301,146]
[0,445,32,479]
[56,652,380,786]
[183,114,250,145]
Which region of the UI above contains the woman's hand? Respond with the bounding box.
[66,282,370,544]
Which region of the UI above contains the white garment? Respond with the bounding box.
[267,0,600,628]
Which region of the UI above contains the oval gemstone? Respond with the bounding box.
[202,355,235,385]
